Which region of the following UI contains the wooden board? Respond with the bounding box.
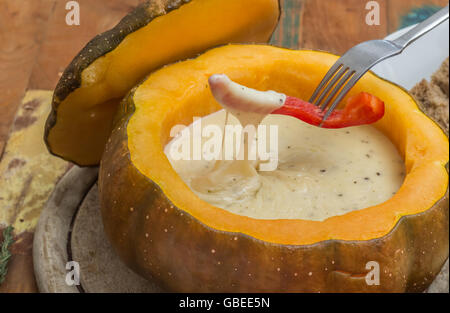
[33,166,98,293]
[1,0,449,292]
[34,166,162,293]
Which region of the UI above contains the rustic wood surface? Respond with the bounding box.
[0,0,447,293]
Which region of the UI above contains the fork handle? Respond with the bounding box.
[392,5,449,49]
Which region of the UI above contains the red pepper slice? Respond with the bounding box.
[272,92,385,128]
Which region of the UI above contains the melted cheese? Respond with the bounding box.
[165,76,405,221]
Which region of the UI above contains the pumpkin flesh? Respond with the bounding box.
[46,0,280,166]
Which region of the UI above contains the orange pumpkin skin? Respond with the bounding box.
[99,46,449,292]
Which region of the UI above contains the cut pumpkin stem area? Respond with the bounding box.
[209,74,385,128]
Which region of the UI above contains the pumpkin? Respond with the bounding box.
[44,0,281,166]
[98,45,449,292]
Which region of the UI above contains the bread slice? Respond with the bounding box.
[410,58,449,133]
[432,58,449,97]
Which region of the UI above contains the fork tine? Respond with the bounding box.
[309,63,343,104]
[314,66,349,107]
[319,69,355,111]
[321,73,362,123]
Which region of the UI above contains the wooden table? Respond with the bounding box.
[0,0,447,293]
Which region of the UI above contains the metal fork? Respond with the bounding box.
[310,4,449,124]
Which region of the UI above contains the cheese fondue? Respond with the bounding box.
[165,76,405,221]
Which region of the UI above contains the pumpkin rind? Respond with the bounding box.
[99,45,449,292]
[45,0,281,166]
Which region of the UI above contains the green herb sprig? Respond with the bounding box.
[0,226,15,285]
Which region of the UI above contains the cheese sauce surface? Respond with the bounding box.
[165,75,405,221]
[165,111,405,221]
